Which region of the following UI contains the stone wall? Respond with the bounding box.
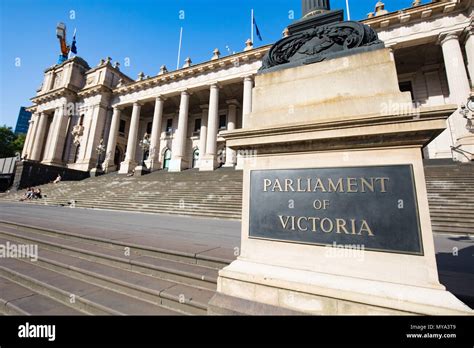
[11,161,89,191]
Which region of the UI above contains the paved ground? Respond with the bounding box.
[0,202,472,308]
[0,202,241,262]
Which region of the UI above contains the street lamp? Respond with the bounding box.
[95,138,106,170]
[460,95,474,133]
[139,133,151,167]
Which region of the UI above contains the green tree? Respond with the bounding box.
[0,125,24,158]
[12,133,26,154]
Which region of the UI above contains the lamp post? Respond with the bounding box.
[460,94,474,133]
[95,139,106,170]
[138,133,151,167]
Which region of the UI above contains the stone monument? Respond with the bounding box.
[209,1,472,315]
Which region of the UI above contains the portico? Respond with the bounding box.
[108,72,257,174]
[22,0,474,175]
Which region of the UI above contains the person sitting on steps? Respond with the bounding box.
[19,187,34,201]
[33,188,42,199]
[53,174,62,184]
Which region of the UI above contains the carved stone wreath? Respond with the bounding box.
[260,21,384,73]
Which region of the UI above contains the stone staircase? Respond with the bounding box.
[1,164,473,232]
[0,220,227,315]
[1,169,243,220]
[0,164,473,315]
[425,163,474,235]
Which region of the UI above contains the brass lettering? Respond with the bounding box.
[350,219,357,235]
[290,216,296,231]
[336,219,350,234]
[313,178,327,192]
[296,178,306,192]
[297,217,308,231]
[321,218,334,233]
[278,215,291,229]
[278,216,375,237]
[285,179,295,192]
[308,217,320,232]
[272,179,283,192]
[327,178,344,193]
[376,177,389,193]
[360,178,375,193]
[358,220,374,236]
[263,179,272,192]
[347,178,358,193]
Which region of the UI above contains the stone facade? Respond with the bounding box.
[23,0,474,173]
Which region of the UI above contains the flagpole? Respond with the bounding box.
[176,27,183,70]
[251,9,254,43]
[346,0,351,20]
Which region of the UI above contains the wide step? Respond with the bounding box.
[0,276,83,315]
[0,257,181,315]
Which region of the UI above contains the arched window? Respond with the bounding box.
[163,149,172,170]
[192,148,200,168]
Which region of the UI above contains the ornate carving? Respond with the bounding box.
[53,72,63,88]
[71,124,84,146]
[260,21,384,73]
[86,76,95,86]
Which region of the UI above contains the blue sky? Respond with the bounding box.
[0,0,422,128]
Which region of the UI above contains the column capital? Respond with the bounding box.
[112,105,123,111]
[463,26,473,41]
[155,95,167,102]
[226,99,241,107]
[243,75,254,82]
[208,82,221,89]
[178,89,192,96]
[438,31,462,46]
[133,101,143,107]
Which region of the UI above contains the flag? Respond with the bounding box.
[253,17,263,41]
[71,31,77,54]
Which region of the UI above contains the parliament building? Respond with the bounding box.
[21,0,474,175]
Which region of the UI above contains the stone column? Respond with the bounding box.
[224,100,239,167]
[198,104,209,165]
[103,106,122,172]
[42,111,57,164]
[42,105,69,166]
[119,102,142,174]
[22,114,38,159]
[169,91,190,172]
[464,26,473,88]
[422,66,453,159]
[200,84,220,171]
[242,76,254,128]
[76,104,109,171]
[30,113,48,161]
[148,96,165,171]
[440,32,473,161]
